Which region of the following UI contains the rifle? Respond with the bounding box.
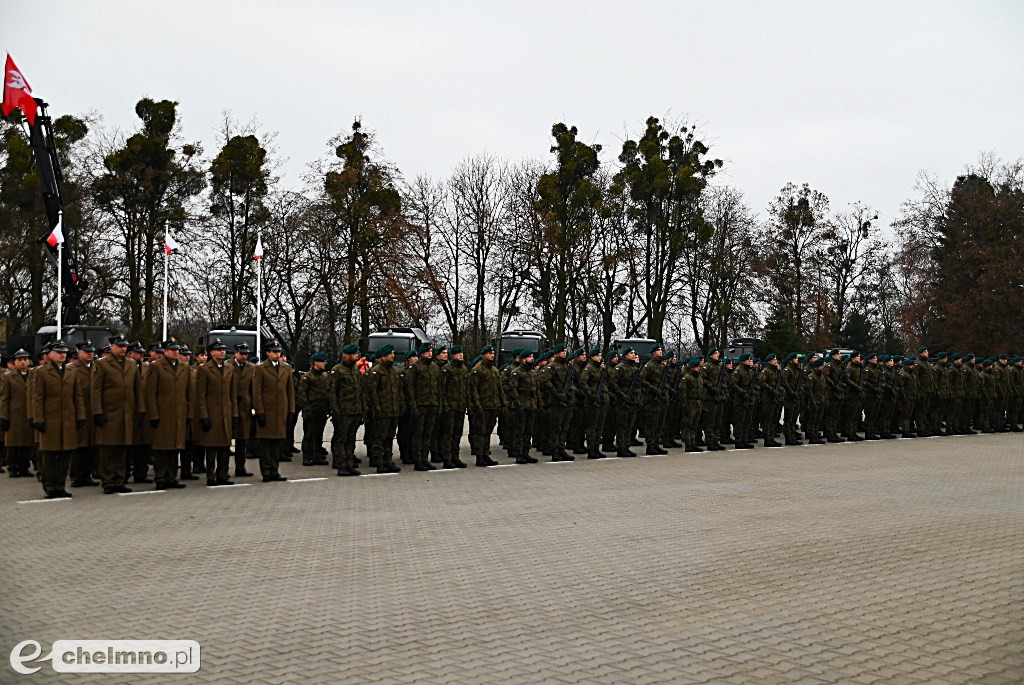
[715,363,727,401]
[795,362,807,400]
[594,364,609,407]
[626,358,648,403]
[561,360,575,402]
[746,364,760,403]
[657,360,671,397]
[773,364,783,400]
[672,364,684,400]
[837,362,849,398]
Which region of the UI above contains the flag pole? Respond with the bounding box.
[56,240,63,337]
[162,230,169,341]
[256,231,262,361]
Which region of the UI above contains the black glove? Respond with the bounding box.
[200,418,212,432]
[287,412,296,422]
[75,418,85,430]
[32,421,45,433]
[0,418,9,432]
[231,416,239,431]
[135,412,145,428]
[256,413,266,427]
[93,414,108,427]
[149,418,160,428]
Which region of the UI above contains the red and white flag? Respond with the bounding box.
[253,236,264,260]
[45,216,64,247]
[164,231,179,254]
[2,54,37,126]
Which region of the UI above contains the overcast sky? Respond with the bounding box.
[8,1,1023,228]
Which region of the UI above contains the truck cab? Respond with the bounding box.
[367,327,430,369]
[198,324,275,358]
[498,330,546,367]
[611,337,658,363]
[34,324,115,355]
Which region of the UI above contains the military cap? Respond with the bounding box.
[550,343,566,355]
[13,348,30,359]
[51,340,69,353]
[811,359,825,368]
[724,357,734,365]
[965,353,975,361]
[850,350,861,359]
[470,355,481,367]
[480,344,495,354]
[403,349,418,362]
[208,338,227,351]
[738,353,751,362]
[605,349,619,361]
[129,341,146,354]
[905,357,916,365]
[828,348,839,356]
[664,350,675,361]
[951,353,962,361]
[536,350,549,362]
[234,342,250,352]
[753,357,762,364]
[619,346,633,357]
[588,346,602,357]
[916,345,928,354]
[310,352,328,362]
[109,333,129,346]
[650,343,664,354]
[841,354,850,363]
[100,346,112,355]
[865,352,877,361]
[999,353,1008,360]
[447,344,462,355]
[265,339,283,352]
[376,344,395,357]
[342,343,360,355]
[249,355,259,364]
[160,339,180,351]
[571,347,585,358]
[783,352,797,362]
[983,358,993,366]
[417,342,433,355]
[687,357,702,368]
[148,342,164,352]
[936,351,948,359]
[365,351,377,362]
[179,346,192,356]
[706,347,719,357]
[521,349,536,359]
[764,353,776,361]
[76,340,97,352]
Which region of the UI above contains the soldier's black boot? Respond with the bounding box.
[601,443,617,453]
[430,451,444,464]
[664,439,682,449]
[452,457,468,468]
[587,451,603,459]
[558,449,576,461]
[685,444,704,453]
[764,438,783,447]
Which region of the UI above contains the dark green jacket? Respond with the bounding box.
[330,360,364,416]
[369,360,404,417]
[470,360,504,411]
[442,360,469,412]
[299,368,333,413]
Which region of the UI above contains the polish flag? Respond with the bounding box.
[253,236,264,260]
[46,216,64,247]
[2,54,37,126]
[164,231,179,254]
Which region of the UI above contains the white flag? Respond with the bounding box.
[46,215,64,247]
[253,236,264,260]
[164,231,179,254]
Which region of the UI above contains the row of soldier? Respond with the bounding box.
[3,336,1022,498]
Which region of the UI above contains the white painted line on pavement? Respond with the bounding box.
[206,483,252,488]
[545,460,574,464]
[362,472,398,477]
[119,490,166,496]
[18,497,72,504]
[488,464,517,468]
[288,477,328,483]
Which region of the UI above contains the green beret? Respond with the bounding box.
[403,350,418,361]
[588,346,602,357]
[936,351,948,359]
[850,350,861,359]
[738,353,751,362]
[724,357,734,365]
[573,347,586,358]
[376,344,394,357]
[828,349,839,356]
[435,345,447,354]
[753,357,762,364]
[450,344,463,354]
[865,353,877,361]
[999,353,1008,360]
[784,352,798,362]
[650,343,663,354]
[706,347,719,357]
[841,354,850,363]
[965,353,975,361]
[983,358,993,366]
[470,355,481,366]
[905,357,916,365]
[365,351,376,362]
[341,343,360,355]
[480,345,495,354]
[878,355,889,362]
[619,346,633,357]
[663,350,675,360]
[521,349,536,359]
[917,346,928,354]
[417,342,433,355]
[310,352,328,362]
[550,343,566,355]
[764,353,776,361]
[811,359,825,368]
[604,349,618,361]
[687,357,701,368]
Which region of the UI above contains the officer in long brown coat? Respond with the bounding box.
[29,341,86,499]
[91,335,144,494]
[145,340,193,489]
[252,340,295,482]
[230,343,257,477]
[196,339,239,486]
[68,340,99,488]
[0,349,36,478]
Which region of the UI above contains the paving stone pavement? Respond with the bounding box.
[1,430,1022,684]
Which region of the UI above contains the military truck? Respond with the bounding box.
[197,323,276,358]
[611,337,658,363]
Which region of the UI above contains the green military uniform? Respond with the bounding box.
[640,345,668,455]
[781,354,803,445]
[567,350,588,453]
[544,345,574,458]
[609,348,641,457]
[681,360,704,452]
[468,347,503,466]
[368,346,404,473]
[805,360,827,443]
[731,356,756,448]
[842,356,864,440]
[701,353,725,450]
[758,356,783,447]
[861,355,882,439]
[438,346,469,468]
[506,352,539,463]
[330,344,365,476]
[407,344,442,471]
[823,352,845,441]
[578,350,611,459]
[299,355,333,465]
[396,352,417,464]
[899,359,919,437]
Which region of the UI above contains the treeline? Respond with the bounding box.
[1,100,1022,361]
